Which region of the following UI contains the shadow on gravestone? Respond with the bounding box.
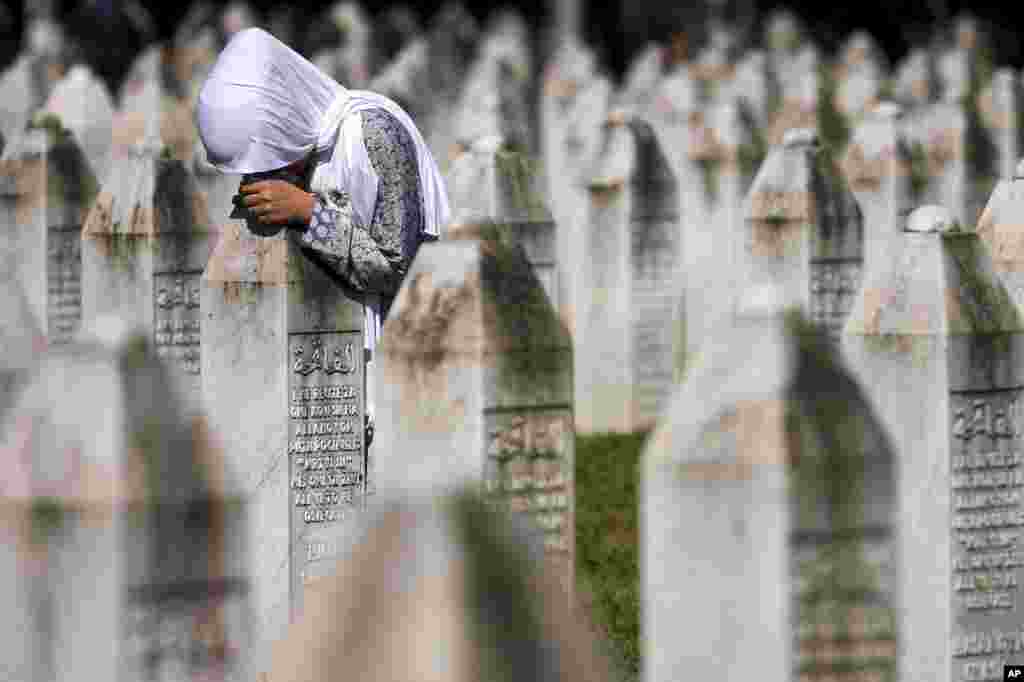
[843,205,1024,682]
[643,286,899,682]
[375,222,575,597]
[0,117,99,347]
[976,160,1024,314]
[81,140,214,415]
[0,321,249,682]
[264,493,612,682]
[0,274,45,428]
[201,220,368,678]
[579,111,678,434]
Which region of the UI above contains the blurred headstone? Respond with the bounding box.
[976,160,1024,311]
[81,138,214,413]
[578,112,678,433]
[0,323,250,682]
[741,128,863,339]
[444,136,560,313]
[644,288,898,682]
[841,101,916,273]
[374,223,575,592]
[843,205,1024,682]
[266,493,609,682]
[41,65,115,183]
[0,117,98,345]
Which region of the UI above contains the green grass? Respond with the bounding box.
[575,431,649,681]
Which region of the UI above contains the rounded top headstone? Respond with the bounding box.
[905,205,958,233]
[782,127,818,148]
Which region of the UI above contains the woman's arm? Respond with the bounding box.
[295,109,425,298]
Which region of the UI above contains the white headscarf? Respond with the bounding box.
[195,28,448,237]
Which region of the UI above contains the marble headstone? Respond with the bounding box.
[979,68,1022,183]
[201,222,367,678]
[670,91,761,377]
[841,101,916,273]
[0,323,249,682]
[444,136,560,314]
[742,128,863,339]
[644,290,898,682]
[976,160,1024,311]
[579,112,679,433]
[41,65,115,184]
[843,205,1024,682]
[374,223,575,593]
[0,119,99,345]
[81,140,214,412]
[265,493,610,682]
[542,73,611,338]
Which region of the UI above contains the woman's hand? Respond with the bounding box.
[240,180,316,226]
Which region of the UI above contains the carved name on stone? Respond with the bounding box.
[153,273,202,377]
[483,410,573,556]
[809,260,863,338]
[288,331,365,603]
[951,391,1024,681]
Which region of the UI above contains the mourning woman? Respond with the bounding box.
[195,28,450,436]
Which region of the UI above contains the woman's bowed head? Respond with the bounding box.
[194,27,449,353]
[195,26,449,238]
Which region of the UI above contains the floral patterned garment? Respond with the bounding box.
[297,107,434,318]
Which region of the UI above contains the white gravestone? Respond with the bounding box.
[742,128,864,339]
[979,69,1022,183]
[544,74,610,339]
[844,205,1024,682]
[579,112,679,433]
[976,160,1024,312]
[0,325,250,682]
[81,140,214,412]
[374,223,575,595]
[265,494,611,682]
[644,290,899,682]
[444,136,560,314]
[0,119,98,346]
[41,65,115,184]
[841,101,916,273]
[669,91,762,377]
[201,221,367,678]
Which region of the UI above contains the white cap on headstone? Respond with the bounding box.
[782,127,817,148]
[905,205,958,233]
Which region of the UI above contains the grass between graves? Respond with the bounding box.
[575,430,649,681]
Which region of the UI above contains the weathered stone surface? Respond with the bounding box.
[741,128,863,339]
[81,141,214,412]
[645,291,898,682]
[201,222,366,677]
[0,276,43,427]
[0,323,249,682]
[375,223,574,592]
[578,113,678,433]
[266,493,610,682]
[843,205,1024,682]
[0,121,98,346]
